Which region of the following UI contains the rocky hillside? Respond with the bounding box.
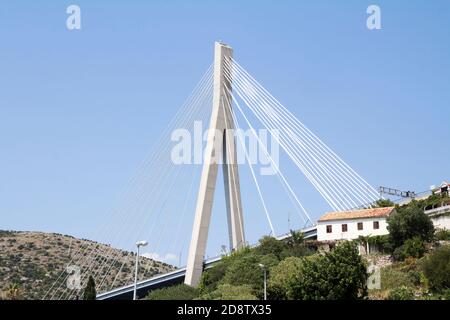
[0,230,175,300]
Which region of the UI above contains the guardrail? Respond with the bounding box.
[425,204,450,216]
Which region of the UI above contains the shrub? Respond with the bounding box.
[199,284,257,300]
[403,237,426,259]
[422,245,450,293]
[146,284,199,300]
[435,229,450,241]
[381,267,412,290]
[388,286,414,300]
[198,247,256,294]
[198,261,229,294]
[0,230,15,237]
[406,270,422,286]
[5,283,21,300]
[392,246,406,261]
[367,235,392,253]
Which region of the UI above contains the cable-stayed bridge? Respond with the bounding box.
[41,42,379,300]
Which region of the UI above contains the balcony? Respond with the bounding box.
[424,204,450,216]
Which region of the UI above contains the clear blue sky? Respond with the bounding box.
[1,1,449,263]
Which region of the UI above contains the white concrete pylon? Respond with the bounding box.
[184,42,245,287]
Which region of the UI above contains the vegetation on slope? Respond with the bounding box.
[369,245,450,300]
[0,231,174,300]
[146,199,449,300]
[147,235,368,300]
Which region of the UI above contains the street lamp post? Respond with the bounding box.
[258,263,267,301]
[133,240,148,300]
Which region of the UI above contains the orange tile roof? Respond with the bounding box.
[318,207,395,222]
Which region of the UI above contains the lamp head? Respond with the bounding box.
[136,240,148,247]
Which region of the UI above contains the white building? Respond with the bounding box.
[425,181,450,230]
[430,181,449,197]
[317,207,396,242]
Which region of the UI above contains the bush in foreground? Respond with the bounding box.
[199,284,257,300]
[422,245,450,293]
[380,266,413,290]
[393,237,426,261]
[146,284,199,300]
[269,242,368,300]
[388,286,414,300]
[435,229,450,241]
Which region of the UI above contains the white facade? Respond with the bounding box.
[317,217,389,241]
[429,212,450,230]
[424,197,450,231]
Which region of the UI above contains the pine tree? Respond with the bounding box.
[83,276,97,300]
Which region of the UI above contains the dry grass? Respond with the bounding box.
[0,230,175,300]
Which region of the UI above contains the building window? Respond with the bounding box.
[342,224,348,232]
[373,221,379,229]
[357,222,363,230]
[326,225,332,233]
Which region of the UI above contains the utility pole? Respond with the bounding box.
[133,240,148,300]
[288,211,291,231]
[259,264,267,300]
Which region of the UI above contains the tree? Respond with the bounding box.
[392,236,426,261]
[83,276,96,300]
[357,235,371,254]
[146,284,199,300]
[284,231,313,258]
[254,236,288,260]
[422,245,450,293]
[222,253,263,293]
[197,234,319,300]
[373,199,395,208]
[268,256,303,300]
[198,247,253,294]
[199,284,257,300]
[286,230,305,246]
[220,252,280,298]
[290,242,368,300]
[387,203,434,249]
[198,260,229,294]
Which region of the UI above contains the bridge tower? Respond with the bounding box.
[184,42,245,286]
